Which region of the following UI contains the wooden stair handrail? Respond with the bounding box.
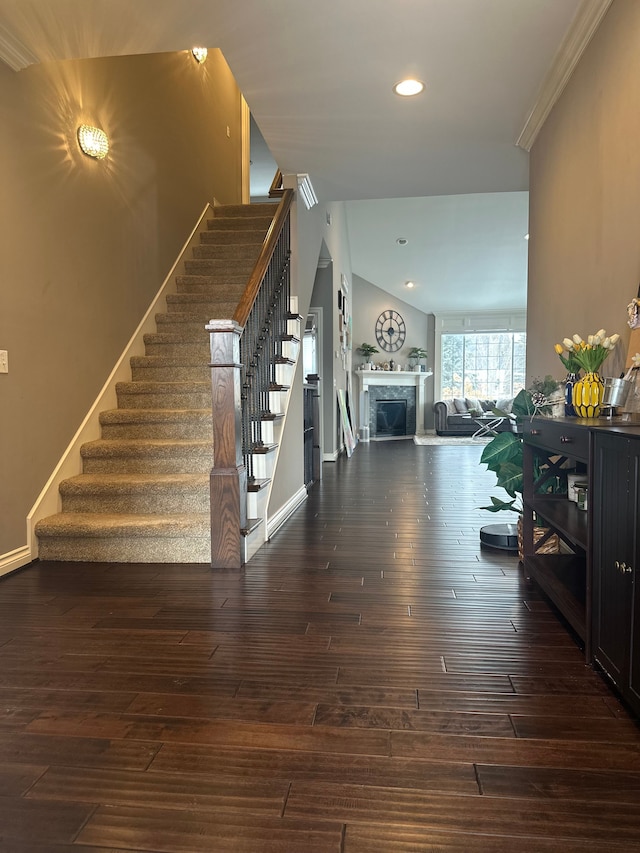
[269,170,285,198]
[234,188,293,328]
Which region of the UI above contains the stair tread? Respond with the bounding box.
[36,512,210,536]
[62,473,208,491]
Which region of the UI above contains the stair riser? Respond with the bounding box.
[156,316,236,331]
[100,422,211,440]
[251,451,277,480]
[207,217,272,231]
[176,275,250,289]
[83,456,211,474]
[269,390,287,414]
[144,345,210,359]
[200,230,266,245]
[62,491,209,515]
[175,283,246,297]
[116,391,212,409]
[212,203,276,217]
[192,245,261,260]
[165,301,239,316]
[185,259,254,275]
[130,365,210,382]
[38,536,211,563]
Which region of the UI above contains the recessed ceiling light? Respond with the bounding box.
[394,78,425,97]
[524,233,530,240]
[396,237,408,246]
[405,281,415,289]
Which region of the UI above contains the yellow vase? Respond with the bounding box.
[572,371,604,417]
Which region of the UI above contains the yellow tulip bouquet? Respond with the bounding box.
[554,330,620,417]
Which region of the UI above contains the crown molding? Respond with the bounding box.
[0,22,39,71]
[516,0,613,151]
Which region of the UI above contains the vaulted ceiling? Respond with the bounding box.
[0,0,612,313]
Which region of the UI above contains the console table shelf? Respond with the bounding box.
[526,496,588,551]
[522,417,592,657]
[525,554,587,641]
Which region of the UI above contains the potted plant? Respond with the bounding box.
[408,346,428,371]
[357,342,379,369]
[479,388,561,559]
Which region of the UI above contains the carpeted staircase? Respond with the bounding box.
[35,203,277,563]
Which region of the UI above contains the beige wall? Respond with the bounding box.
[0,49,242,558]
[527,0,638,382]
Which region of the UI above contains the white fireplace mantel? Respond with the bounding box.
[355,369,433,441]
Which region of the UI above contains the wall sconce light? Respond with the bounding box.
[297,173,318,209]
[191,47,208,64]
[77,124,109,160]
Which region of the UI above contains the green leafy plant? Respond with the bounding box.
[408,346,427,360]
[358,342,379,358]
[479,389,561,514]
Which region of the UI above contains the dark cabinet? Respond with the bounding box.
[592,429,640,713]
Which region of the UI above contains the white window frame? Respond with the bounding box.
[434,311,526,400]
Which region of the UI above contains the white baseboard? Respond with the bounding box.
[323,449,340,462]
[267,486,307,539]
[0,545,32,579]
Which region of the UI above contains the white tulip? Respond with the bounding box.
[610,333,620,345]
[588,335,595,346]
[563,337,574,350]
[572,334,583,345]
[596,328,607,340]
[603,337,611,349]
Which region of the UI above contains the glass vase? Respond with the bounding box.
[572,371,604,418]
[564,372,579,416]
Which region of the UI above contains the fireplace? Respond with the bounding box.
[375,399,407,437]
[355,369,433,442]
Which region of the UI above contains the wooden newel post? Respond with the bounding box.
[206,320,247,569]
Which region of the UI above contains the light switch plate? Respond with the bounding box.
[0,350,7,373]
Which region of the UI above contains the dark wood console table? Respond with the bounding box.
[523,416,640,715]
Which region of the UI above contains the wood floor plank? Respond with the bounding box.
[477,763,640,803]
[0,730,160,769]
[77,805,345,853]
[285,781,640,844]
[343,823,640,852]
[149,743,478,793]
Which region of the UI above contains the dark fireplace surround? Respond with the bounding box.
[368,385,416,438]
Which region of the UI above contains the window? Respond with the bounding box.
[440,332,526,399]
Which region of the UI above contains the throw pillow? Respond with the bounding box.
[480,399,496,412]
[465,397,483,416]
[453,398,469,414]
[495,398,513,414]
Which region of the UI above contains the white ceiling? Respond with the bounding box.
[0,0,610,314]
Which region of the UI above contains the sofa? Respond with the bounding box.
[433,396,514,436]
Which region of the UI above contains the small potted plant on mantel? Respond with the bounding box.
[357,342,379,369]
[408,346,428,372]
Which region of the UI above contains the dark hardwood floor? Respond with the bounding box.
[2,439,640,851]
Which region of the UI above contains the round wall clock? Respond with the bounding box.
[375,309,406,352]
